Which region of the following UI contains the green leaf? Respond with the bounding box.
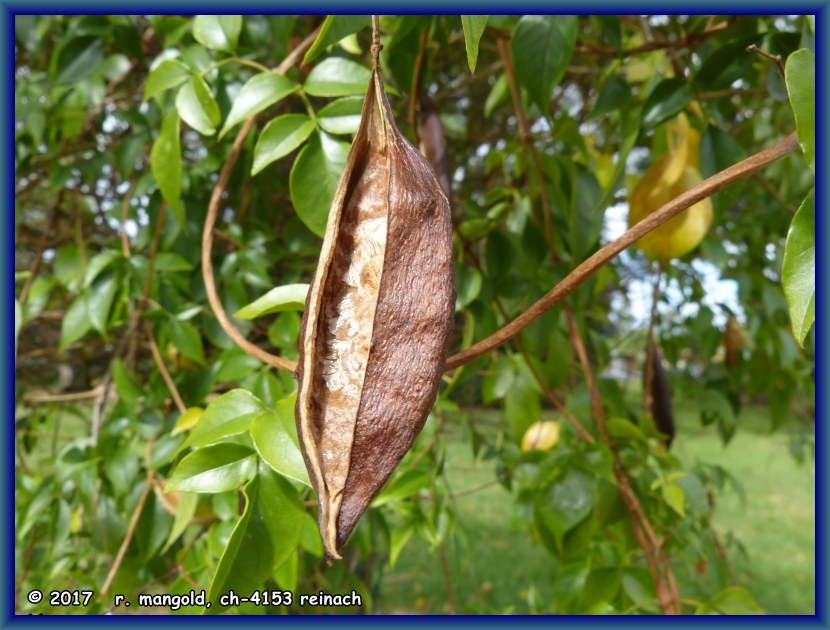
[535,468,596,553]
[219,72,298,139]
[87,271,118,335]
[154,252,195,272]
[699,125,747,212]
[252,114,316,175]
[166,443,257,493]
[176,74,221,136]
[250,401,311,487]
[461,16,488,74]
[55,36,104,84]
[303,57,371,97]
[192,15,242,52]
[589,75,631,118]
[662,482,686,517]
[83,250,120,287]
[169,318,206,365]
[511,15,578,114]
[782,188,815,346]
[233,283,309,319]
[698,586,764,615]
[161,491,197,553]
[207,465,304,612]
[182,389,266,450]
[172,407,204,436]
[455,265,482,311]
[289,131,349,237]
[317,96,364,135]
[144,59,191,101]
[484,74,509,118]
[372,468,431,507]
[303,15,371,64]
[606,418,646,441]
[113,359,143,405]
[150,111,185,227]
[641,79,693,131]
[60,292,92,351]
[785,48,815,172]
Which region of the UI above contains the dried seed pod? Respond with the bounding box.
[645,343,675,448]
[295,48,455,561]
[724,315,741,373]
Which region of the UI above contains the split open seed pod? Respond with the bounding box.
[294,44,455,561]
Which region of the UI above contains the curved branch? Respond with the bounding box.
[201,27,321,374]
[444,131,800,371]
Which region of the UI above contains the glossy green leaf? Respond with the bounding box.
[250,403,310,487]
[87,271,117,335]
[461,15,488,74]
[455,265,482,311]
[303,57,371,97]
[145,59,191,101]
[113,359,143,404]
[161,491,197,553]
[150,111,185,227]
[169,318,206,365]
[662,482,686,517]
[303,15,371,64]
[182,389,266,450]
[785,48,815,172]
[641,79,693,131]
[698,586,764,615]
[589,75,631,118]
[219,72,298,139]
[536,468,596,553]
[782,189,815,346]
[192,15,242,52]
[317,96,364,135]
[167,443,257,493]
[511,15,578,114]
[289,131,349,237]
[55,36,104,84]
[372,469,431,506]
[154,252,195,272]
[207,465,304,612]
[233,283,309,319]
[59,292,91,351]
[252,114,315,175]
[172,407,204,436]
[176,74,221,135]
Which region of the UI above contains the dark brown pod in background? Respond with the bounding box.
[725,315,741,373]
[295,48,455,561]
[646,343,676,448]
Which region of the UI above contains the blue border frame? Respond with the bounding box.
[5,3,827,626]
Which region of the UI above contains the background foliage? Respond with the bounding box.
[15,14,814,615]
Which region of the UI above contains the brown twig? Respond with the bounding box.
[496,36,555,259]
[201,27,321,375]
[409,21,430,146]
[574,19,731,59]
[146,322,186,414]
[23,386,104,403]
[99,458,157,601]
[753,173,798,214]
[565,309,681,614]
[437,542,457,614]
[747,44,786,80]
[444,131,799,371]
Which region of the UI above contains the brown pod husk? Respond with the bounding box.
[724,315,741,373]
[295,54,455,561]
[646,343,675,448]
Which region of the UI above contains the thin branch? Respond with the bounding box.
[409,22,430,146]
[22,386,104,403]
[99,466,156,602]
[496,36,555,258]
[201,27,321,375]
[444,131,799,371]
[437,542,457,614]
[146,322,186,414]
[747,44,786,80]
[574,19,732,59]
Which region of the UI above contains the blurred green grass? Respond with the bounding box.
[376,401,815,615]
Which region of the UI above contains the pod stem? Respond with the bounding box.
[371,15,382,69]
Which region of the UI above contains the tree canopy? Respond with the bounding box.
[15,14,814,615]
